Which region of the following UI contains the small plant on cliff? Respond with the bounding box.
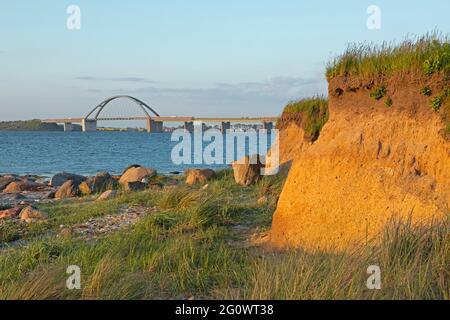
[385,97,393,108]
[370,86,387,100]
[282,96,329,142]
[430,87,450,111]
[421,86,433,96]
[431,96,443,111]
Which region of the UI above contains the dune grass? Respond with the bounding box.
[282,97,329,141]
[0,171,448,300]
[326,33,450,80]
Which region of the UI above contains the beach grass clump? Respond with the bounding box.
[282,96,329,141]
[326,33,450,80]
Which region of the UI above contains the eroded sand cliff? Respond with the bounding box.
[270,73,450,251]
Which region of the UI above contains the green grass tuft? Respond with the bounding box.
[421,86,433,96]
[282,96,329,141]
[385,97,393,108]
[326,32,450,80]
[370,86,387,100]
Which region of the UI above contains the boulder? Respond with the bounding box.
[0,176,17,192]
[50,172,86,188]
[96,190,118,201]
[231,155,264,186]
[121,164,142,175]
[185,169,216,185]
[20,206,47,223]
[12,193,27,200]
[55,180,81,199]
[42,190,56,199]
[119,167,156,185]
[123,181,148,191]
[123,181,147,192]
[3,180,39,193]
[0,207,22,219]
[79,172,117,195]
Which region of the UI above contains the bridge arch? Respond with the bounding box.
[84,95,160,120]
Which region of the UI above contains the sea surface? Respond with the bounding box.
[0,131,272,177]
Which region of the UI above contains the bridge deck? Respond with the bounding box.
[42,116,279,123]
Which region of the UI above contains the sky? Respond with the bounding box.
[1,0,450,122]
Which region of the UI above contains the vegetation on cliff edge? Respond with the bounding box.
[326,33,450,80]
[281,97,329,142]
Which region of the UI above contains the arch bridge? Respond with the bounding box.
[42,95,278,133]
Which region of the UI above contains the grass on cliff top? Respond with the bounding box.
[282,97,329,141]
[326,33,450,80]
[0,171,449,300]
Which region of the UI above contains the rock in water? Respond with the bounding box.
[20,206,47,223]
[119,167,156,185]
[96,190,118,201]
[0,207,22,219]
[231,155,264,186]
[50,172,86,188]
[55,180,81,199]
[184,169,216,185]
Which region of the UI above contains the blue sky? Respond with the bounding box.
[1,0,450,121]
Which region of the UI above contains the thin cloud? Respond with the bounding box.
[127,76,327,100]
[75,76,155,83]
[82,76,327,117]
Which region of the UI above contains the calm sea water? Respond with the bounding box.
[0,131,271,177]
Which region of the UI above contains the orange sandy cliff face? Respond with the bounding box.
[266,107,322,173]
[270,73,450,252]
[265,122,309,174]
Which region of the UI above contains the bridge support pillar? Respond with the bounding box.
[82,119,97,132]
[263,121,274,132]
[63,122,74,132]
[220,122,231,134]
[184,122,194,133]
[146,118,163,133]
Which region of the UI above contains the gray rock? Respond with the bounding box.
[0,176,17,192]
[50,172,86,187]
[231,154,264,186]
[124,181,147,192]
[55,180,81,199]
